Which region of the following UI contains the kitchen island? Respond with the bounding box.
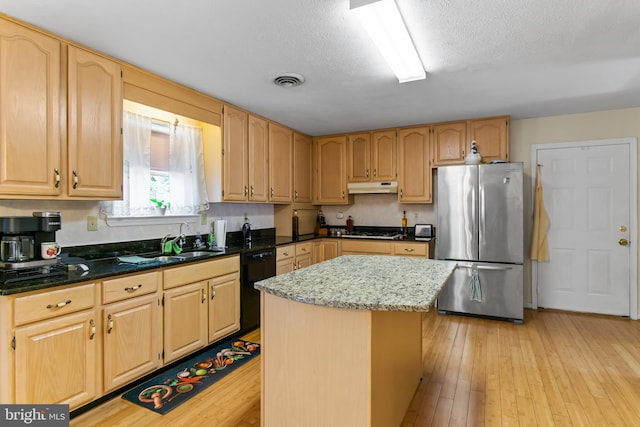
[255,255,457,427]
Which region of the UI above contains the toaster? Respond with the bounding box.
[414,224,434,241]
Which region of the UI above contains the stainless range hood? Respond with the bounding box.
[347,181,398,194]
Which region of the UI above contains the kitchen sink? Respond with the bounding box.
[179,251,214,258]
[154,255,186,262]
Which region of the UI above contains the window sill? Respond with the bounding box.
[105,214,200,227]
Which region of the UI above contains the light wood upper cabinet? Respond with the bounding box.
[0,19,62,196]
[223,105,249,201]
[268,121,293,203]
[348,130,396,183]
[348,133,371,182]
[371,130,397,181]
[293,132,313,203]
[67,46,123,198]
[397,126,432,203]
[467,116,509,163]
[248,115,268,201]
[431,121,467,166]
[314,135,348,204]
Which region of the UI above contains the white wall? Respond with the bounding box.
[510,106,640,310]
[0,200,273,247]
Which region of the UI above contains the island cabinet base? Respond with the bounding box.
[261,292,422,427]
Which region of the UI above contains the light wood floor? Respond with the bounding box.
[71,309,640,426]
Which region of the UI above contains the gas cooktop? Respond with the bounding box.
[340,231,403,240]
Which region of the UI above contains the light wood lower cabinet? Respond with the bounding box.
[208,272,240,343]
[276,242,315,275]
[313,239,339,264]
[340,240,434,258]
[102,270,162,392]
[163,256,240,363]
[10,283,99,409]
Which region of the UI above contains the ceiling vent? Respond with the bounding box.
[273,73,305,88]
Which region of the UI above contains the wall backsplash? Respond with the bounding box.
[0,200,274,247]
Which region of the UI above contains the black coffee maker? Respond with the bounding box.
[0,211,62,268]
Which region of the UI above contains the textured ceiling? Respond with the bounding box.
[1,0,640,136]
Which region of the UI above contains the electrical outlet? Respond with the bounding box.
[336,212,344,219]
[87,215,98,231]
[414,212,420,219]
[200,213,207,225]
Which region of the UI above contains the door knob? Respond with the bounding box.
[618,238,629,246]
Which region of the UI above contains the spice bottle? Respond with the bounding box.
[292,210,299,238]
[401,211,408,234]
[346,215,354,233]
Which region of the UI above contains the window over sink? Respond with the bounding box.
[100,100,210,224]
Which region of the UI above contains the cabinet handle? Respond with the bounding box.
[250,185,254,197]
[271,187,275,197]
[202,288,207,303]
[283,252,289,256]
[211,285,216,300]
[124,284,142,292]
[400,189,403,198]
[404,248,415,252]
[46,299,71,309]
[366,169,369,178]
[373,169,377,177]
[54,168,61,188]
[341,191,345,199]
[294,190,298,199]
[89,319,96,340]
[72,170,79,189]
[107,314,113,334]
[301,247,307,252]
[244,185,248,196]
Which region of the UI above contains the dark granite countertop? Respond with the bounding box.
[0,227,433,296]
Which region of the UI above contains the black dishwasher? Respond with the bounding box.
[240,247,276,333]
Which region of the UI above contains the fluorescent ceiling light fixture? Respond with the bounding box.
[351,0,426,83]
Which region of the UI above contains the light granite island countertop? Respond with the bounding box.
[255,255,457,311]
[256,255,457,427]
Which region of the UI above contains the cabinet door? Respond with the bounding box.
[314,136,348,204]
[223,105,248,201]
[248,115,268,201]
[293,132,313,203]
[397,127,432,203]
[276,245,295,275]
[432,121,467,166]
[321,241,339,262]
[269,122,293,202]
[0,19,62,196]
[467,116,509,162]
[371,130,397,181]
[14,309,98,409]
[208,272,240,343]
[296,253,313,270]
[348,133,371,182]
[163,282,207,363]
[103,294,161,392]
[67,46,122,198]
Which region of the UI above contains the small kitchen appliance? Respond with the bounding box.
[414,224,435,241]
[0,211,66,283]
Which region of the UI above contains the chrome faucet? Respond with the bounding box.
[160,233,172,254]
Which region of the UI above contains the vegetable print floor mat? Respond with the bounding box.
[122,338,260,414]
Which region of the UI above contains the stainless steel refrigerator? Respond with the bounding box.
[436,163,524,323]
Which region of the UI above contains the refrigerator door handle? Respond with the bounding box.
[457,264,514,271]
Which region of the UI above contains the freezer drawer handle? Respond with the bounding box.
[458,265,513,271]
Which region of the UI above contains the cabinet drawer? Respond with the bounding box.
[295,242,313,256]
[394,243,427,257]
[14,283,96,326]
[340,240,392,254]
[164,255,239,289]
[103,271,160,304]
[277,245,295,260]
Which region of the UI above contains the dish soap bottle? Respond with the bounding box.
[292,210,299,239]
[401,211,408,234]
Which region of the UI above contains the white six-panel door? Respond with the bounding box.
[533,138,637,316]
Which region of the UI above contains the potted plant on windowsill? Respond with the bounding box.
[150,198,170,215]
